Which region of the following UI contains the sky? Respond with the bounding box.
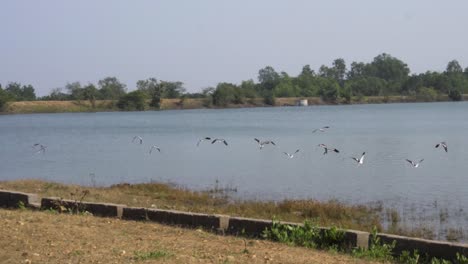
[1,0,468,96]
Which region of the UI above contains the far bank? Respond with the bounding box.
[2,94,467,115]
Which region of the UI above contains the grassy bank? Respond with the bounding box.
[0,180,381,232]
[2,179,464,243]
[0,209,377,264]
[3,94,467,114]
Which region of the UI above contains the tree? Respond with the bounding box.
[332,58,347,86]
[448,89,462,101]
[201,87,215,107]
[345,77,387,96]
[137,78,162,109]
[116,90,147,111]
[0,85,12,110]
[66,82,85,100]
[446,60,463,74]
[212,83,237,107]
[416,87,438,102]
[347,62,368,80]
[160,81,185,99]
[369,53,410,82]
[83,84,99,108]
[318,78,340,102]
[46,88,70,101]
[4,82,36,101]
[297,65,319,96]
[98,77,127,100]
[258,66,280,92]
[240,80,258,98]
[274,72,298,97]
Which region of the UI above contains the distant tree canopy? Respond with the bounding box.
[3,53,468,111]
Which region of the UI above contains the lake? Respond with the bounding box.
[1,102,467,241]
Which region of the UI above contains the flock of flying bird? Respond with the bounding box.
[32,125,448,168]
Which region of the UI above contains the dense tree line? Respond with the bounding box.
[1,53,468,111]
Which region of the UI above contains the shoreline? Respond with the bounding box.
[0,179,465,243]
[2,94,466,115]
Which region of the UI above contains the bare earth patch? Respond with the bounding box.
[0,209,378,264]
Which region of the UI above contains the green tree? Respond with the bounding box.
[160,81,185,99]
[369,53,410,83]
[448,89,462,101]
[83,84,99,108]
[0,85,12,110]
[45,88,70,101]
[274,72,298,97]
[297,65,319,96]
[98,77,127,100]
[240,79,258,98]
[318,78,340,102]
[137,78,162,109]
[347,62,369,80]
[332,58,347,86]
[446,60,463,74]
[212,83,237,107]
[116,90,147,111]
[345,77,387,96]
[66,82,85,100]
[4,82,36,101]
[258,66,280,92]
[416,87,438,102]
[201,87,215,107]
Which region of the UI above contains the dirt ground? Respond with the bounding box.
[0,209,377,264]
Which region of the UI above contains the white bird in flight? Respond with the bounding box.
[33,143,47,154]
[197,137,212,147]
[254,138,276,149]
[435,142,448,152]
[351,152,366,165]
[149,145,161,154]
[318,144,339,155]
[312,126,330,133]
[132,136,143,144]
[283,149,300,159]
[211,138,228,146]
[406,159,424,168]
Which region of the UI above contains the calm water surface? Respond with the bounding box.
[1,102,467,240]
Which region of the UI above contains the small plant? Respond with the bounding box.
[352,226,395,261]
[17,201,27,210]
[262,219,346,251]
[133,250,172,261]
[456,252,468,264]
[398,250,420,264]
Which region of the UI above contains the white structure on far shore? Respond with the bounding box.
[297,99,308,106]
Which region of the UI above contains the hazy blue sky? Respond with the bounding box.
[1,1,468,96]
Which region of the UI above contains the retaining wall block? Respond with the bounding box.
[0,190,38,208]
[227,217,283,237]
[122,207,148,221]
[343,229,370,249]
[375,233,468,261]
[41,197,124,218]
[146,208,220,229]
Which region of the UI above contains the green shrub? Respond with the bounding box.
[262,220,346,250]
[448,89,462,101]
[117,90,147,111]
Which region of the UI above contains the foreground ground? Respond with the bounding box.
[0,209,378,264]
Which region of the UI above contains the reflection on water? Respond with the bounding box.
[0,102,467,241]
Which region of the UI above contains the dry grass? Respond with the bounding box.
[5,100,117,114]
[0,179,381,233]
[0,208,381,264]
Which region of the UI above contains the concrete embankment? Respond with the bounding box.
[1,189,466,261]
